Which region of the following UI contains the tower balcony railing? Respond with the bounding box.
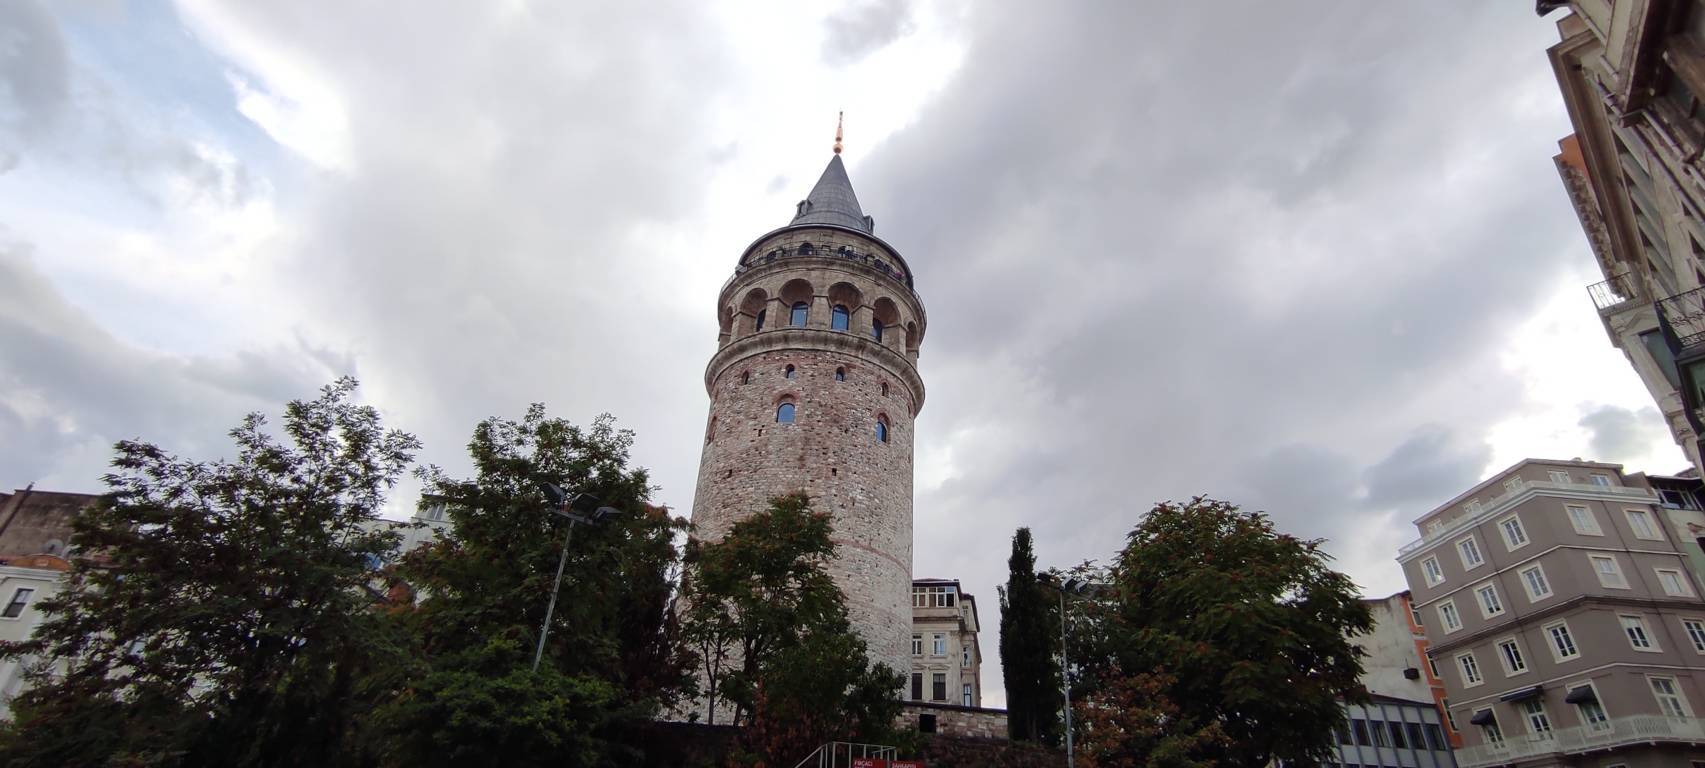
[1455,715,1705,767]
[1587,274,1638,313]
[723,241,916,295]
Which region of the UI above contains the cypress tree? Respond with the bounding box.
[998,527,1061,744]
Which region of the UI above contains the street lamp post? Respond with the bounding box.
[532,482,621,673]
[1058,577,1095,768]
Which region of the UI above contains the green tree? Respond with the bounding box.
[0,378,419,767]
[1083,497,1372,767]
[363,407,690,767]
[999,527,1061,745]
[678,493,901,764]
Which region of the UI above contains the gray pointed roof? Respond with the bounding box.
[789,154,873,233]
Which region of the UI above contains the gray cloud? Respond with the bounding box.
[822,0,915,64]
[1579,404,1670,464]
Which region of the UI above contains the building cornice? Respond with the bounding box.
[1398,480,1657,562]
[704,328,926,416]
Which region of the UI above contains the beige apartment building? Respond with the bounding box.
[1544,0,1705,474]
[908,579,981,708]
[1398,459,1705,767]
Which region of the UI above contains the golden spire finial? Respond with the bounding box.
[833,111,844,155]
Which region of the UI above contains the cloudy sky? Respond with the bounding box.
[1,1,1685,705]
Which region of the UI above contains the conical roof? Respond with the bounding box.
[789,154,873,233]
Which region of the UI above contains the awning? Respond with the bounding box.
[1565,686,1598,704]
[1500,685,1543,702]
[1470,709,1496,726]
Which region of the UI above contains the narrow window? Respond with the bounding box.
[785,364,796,379]
[790,302,809,327]
[1546,621,1580,660]
[872,319,885,341]
[1621,615,1657,650]
[740,370,751,385]
[776,403,796,423]
[881,382,889,397]
[1457,536,1484,569]
[831,304,850,331]
[932,673,946,701]
[1658,568,1694,597]
[963,683,973,706]
[911,635,923,656]
[1591,555,1629,588]
[1521,699,1552,735]
[1498,514,1529,550]
[1,588,32,619]
[1438,600,1462,632]
[962,647,971,667]
[1570,684,1610,732]
[1457,652,1482,685]
[1497,638,1526,674]
[1626,508,1663,540]
[911,673,923,701]
[1520,565,1553,601]
[1684,618,1705,652]
[1421,556,1445,587]
[1479,716,1504,746]
[1651,676,1691,717]
[755,308,766,331]
[1566,504,1601,535]
[932,634,946,655]
[1475,583,1504,618]
[876,416,889,443]
[835,367,846,382]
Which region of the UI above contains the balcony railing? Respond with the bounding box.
[1587,274,1638,312]
[1658,285,1705,349]
[1456,715,1705,767]
[723,241,916,295]
[1398,479,1657,557]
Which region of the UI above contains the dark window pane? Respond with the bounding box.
[755,309,766,331]
[911,673,923,701]
[876,420,888,442]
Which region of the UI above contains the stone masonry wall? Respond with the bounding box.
[900,702,1010,741]
[691,224,924,678]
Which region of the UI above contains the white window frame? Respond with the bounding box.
[1457,535,1485,570]
[1421,556,1446,587]
[1657,568,1696,597]
[1568,680,1611,733]
[1475,582,1506,619]
[1590,473,1613,487]
[1520,698,1552,735]
[1503,477,1525,493]
[1649,675,1695,718]
[1476,710,1504,745]
[931,633,946,656]
[1498,514,1530,551]
[911,634,922,656]
[1620,614,1660,652]
[1545,620,1581,662]
[1427,656,1442,679]
[1591,555,1630,589]
[1456,651,1483,687]
[1624,508,1663,541]
[0,588,31,621]
[1519,564,1553,602]
[1682,617,1705,654]
[1438,599,1463,634]
[1496,636,1528,676]
[1548,470,1571,483]
[1565,504,1602,536]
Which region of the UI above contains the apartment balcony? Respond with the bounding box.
[1658,285,1705,349]
[1588,274,1639,314]
[1456,715,1705,768]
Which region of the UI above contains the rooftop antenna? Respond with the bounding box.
[833,111,844,155]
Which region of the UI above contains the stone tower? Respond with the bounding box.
[692,143,925,676]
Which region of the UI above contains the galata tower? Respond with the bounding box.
[691,122,925,675]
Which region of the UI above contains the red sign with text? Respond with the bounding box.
[851,758,922,768]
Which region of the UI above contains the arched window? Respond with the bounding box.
[831,305,850,331]
[755,309,766,331]
[876,416,889,443]
[777,403,796,423]
[881,382,889,396]
[785,365,796,379]
[741,371,751,385]
[872,319,885,341]
[835,367,846,382]
[791,302,809,327]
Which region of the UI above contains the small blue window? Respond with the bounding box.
[791,302,809,327]
[835,367,846,382]
[832,305,850,331]
[777,403,796,423]
[872,319,885,341]
[755,309,766,331]
[876,417,889,443]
